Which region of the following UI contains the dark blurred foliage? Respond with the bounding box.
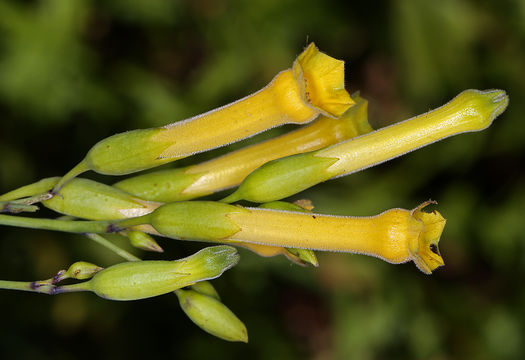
[0,0,524,359]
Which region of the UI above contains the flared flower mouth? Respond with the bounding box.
[408,201,446,274]
[293,43,354,118]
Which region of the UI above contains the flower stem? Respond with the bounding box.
[0,192,54,214]
[0,177,59,201]
[0,201,39,214]
[0,279,90,295]
[0,213,151,234]
[52,160,90,193]
[85,233,140,262]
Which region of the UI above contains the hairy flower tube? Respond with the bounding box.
[137,201,445,274]
[223,89,509,203]
[113,93,371,202]
[0,200,445,273]
[52,43,354,192]
[258,200,319,267]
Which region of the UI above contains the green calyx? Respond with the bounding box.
[84,128,175,176]
[113,167,204,202]
[222,152,337,203]
[150,201,246,241]
[43,178,159,220]
[88,245,239,301]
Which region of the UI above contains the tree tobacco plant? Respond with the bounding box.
[0,43,509,342]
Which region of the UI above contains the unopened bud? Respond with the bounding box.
[88,246,239,301]
[190,281,220,300]
[65,261,103,280]
[176,289,248,342]
[127,231,163,253]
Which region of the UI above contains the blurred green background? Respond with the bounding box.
[0,0,524,359]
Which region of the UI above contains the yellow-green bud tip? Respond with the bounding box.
[450,89,509,132]
[175,246,241,283]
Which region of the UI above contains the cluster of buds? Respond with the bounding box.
[0,43,508,341]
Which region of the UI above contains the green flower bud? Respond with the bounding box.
[127,230,163,253]
[224,89,509,203]
[87,246,239,301]
[51,261,103,284]
[114,168,202,202]
[176,289,248,342]
[221,152,337,203]
[42,178,160,221]
[190,281,220,300]
[65,261,103,280]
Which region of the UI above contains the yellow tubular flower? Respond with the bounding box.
[146,201,446,274]
[317,89,509,175]
[223,89,509,203]
[225,201,446,274]
[53,43,354,192]
[114,93,371,202]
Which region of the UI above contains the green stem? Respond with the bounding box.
[85,233,141,262]
[12,192,54,206]
[0,280,53,294]
[0,201,39,214]
[52,160,90,193]
[0,213,151,234]
[0,192,54,214]
[56,282,92,294]
[0,279,90,295]
[0,177,59,201]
